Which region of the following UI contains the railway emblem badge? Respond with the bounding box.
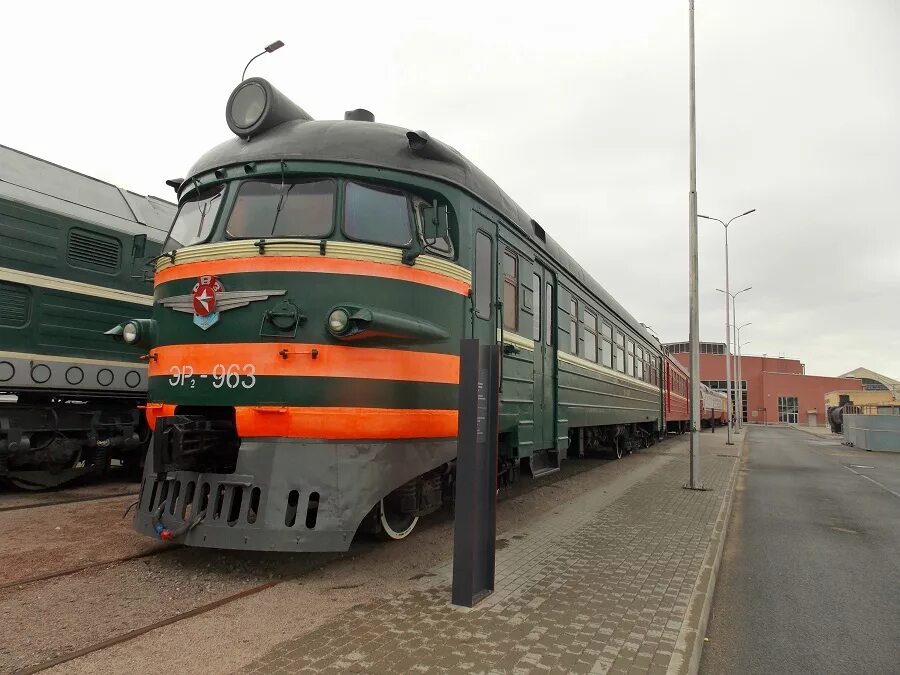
[159,276,287,331]
[191,276,223,329]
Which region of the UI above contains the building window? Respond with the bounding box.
[615,330,625,373]
[474,231,492,319]
[583,309,598,362]
[778,396,799,424]
[502,250,518,331]
[601,322,612,368]
[532,273,541,342]
[569,297,578,354]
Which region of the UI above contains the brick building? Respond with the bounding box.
[663,342,862,426]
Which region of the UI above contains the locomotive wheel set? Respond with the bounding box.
[0,146,174,489]
[99,77,725,552]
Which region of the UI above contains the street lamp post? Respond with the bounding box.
[699,209,755,444]
[716,286,751,433]
[686,0,703,490]
[738,338,752,429]
[735,324,751,431]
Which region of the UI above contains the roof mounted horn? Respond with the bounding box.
[226,77,313,140]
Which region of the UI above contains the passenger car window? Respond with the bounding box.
[583,309,598,362]
[569,298,578,354]
[344,182,412,247]
[600,321,612,368]
[503,251,518,330]
[615,330,625,373]
[226,179,335,239]
[474,231,492,319]
[532,273,541,342]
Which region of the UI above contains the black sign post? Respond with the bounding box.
[451,338,500,608]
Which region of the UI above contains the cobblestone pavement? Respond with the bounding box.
[240,435,740,675]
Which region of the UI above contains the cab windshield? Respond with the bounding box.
[162,185,225,253]
[226,179,336,239]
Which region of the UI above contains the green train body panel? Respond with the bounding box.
[147,157,663,455]
[0,144,174,397]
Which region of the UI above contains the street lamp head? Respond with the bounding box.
[740,209,756,217]
[242,39,286,81]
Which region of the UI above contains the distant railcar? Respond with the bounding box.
[0,146,174,488]
[700,383,728,427]
[664,355,690,433]
[119,78,674,551]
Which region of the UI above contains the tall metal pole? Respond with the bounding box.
[724,226,734,445]
[732,299,739,433]
[687,0,702,488]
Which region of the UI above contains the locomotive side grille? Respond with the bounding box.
[0,281,30,327]
[67,228,121,273]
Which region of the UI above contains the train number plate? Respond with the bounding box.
[168,364,256,389]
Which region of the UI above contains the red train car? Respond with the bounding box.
[664,355,690,433]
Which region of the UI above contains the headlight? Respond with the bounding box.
[327,308,350,335]
[229,82,267,129]
[122,321,140,345]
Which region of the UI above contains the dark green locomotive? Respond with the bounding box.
[122,78,663,549]
[0,145,173,488]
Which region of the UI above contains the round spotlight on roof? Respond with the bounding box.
[230,82,267,130]
[225,77,314,139]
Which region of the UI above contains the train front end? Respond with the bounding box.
[121,79,468,551]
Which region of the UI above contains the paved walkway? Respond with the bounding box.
[240,432,740,675]
[792,424,839,439]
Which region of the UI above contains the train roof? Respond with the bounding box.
[0,144,175,241]
[187,115,658,348]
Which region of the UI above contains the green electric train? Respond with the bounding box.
[0,145,174,488]
[119,78,666,550]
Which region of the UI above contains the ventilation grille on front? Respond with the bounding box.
[67,228,121,273]
[0,281,31,327]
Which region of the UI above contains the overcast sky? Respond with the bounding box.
[3,0,898,378]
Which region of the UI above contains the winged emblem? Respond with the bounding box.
[159,276,286,330]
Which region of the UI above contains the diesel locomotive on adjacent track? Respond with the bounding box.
[0,146,174,488]
[119,78,719,551]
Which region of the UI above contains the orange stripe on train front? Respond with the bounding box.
[154,256,470,296]
[144,403,457,439]
[149,343,460,384]
[237,406,457,439]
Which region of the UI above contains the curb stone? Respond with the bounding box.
[666,433,746,675]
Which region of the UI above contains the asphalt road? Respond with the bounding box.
[700,425,900,675]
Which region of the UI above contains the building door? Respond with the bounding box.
[778,396,799,424]
[531,262,557,451]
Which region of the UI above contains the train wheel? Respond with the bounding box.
[377,497,418,541]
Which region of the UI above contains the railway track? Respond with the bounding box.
[5,454,630,673]
[14,579,283,675]
[0,490,139,513]
[0,544,172,592]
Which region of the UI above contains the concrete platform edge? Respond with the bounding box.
[667,433,745,675]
